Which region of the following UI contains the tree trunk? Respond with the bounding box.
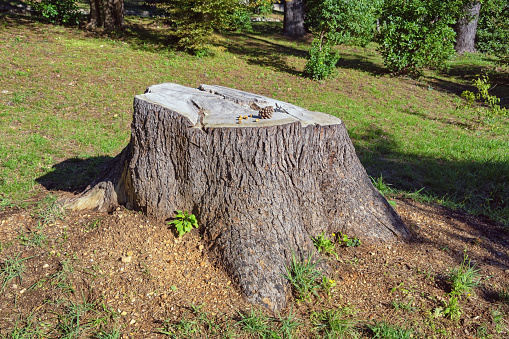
[87,0,103,29]
[283,0,307,37]
[455,1,481,54]
[66,83,410,311]
[87,0,124,30]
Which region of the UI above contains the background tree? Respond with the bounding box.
[283,0,307,37]
[87,0,125,30]
[157,0,251,54]
[455,1,482,54]
[477,0,509,64]
[304,0,381,79]
[377,0,462,75]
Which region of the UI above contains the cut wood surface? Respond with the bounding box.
[67,83,410,311]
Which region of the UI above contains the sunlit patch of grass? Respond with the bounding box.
[0,15,507,224]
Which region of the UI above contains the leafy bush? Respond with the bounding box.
[28,0,81,25]
[157,0,250,54]
[477,0,509,65]
[377,0,459,75]
[303,40,340,80]
[304,0,381,80]
[249,0,273,15]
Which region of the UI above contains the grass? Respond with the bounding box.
[236,308,274,338]
[1,314,45,339]
[310,309,358,339]
[283,251,323,301]
[35,193,65,225]
[0,15,507,225]
[95,327,122,339]
[0,252,29,292]
[0,11,508,339]
[17,223,47,248]
[368,321,414,339]
[449,252,482,297]
[277,308,302,339]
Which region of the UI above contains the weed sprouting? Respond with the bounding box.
[491,308,507,333]
[95,326,122,339]
[277,308,302,339]
[236,308,274,338]
[449,251,481,297]
[368,321,414,339]
[499,285,509,304]
[283,251,323,301]
[0,253,30,292]
[36,194,65,225]
[312,232,338,259]
[17,223,48,248]
[311,309,358,339]
[167,210,198,237]
[336,232,361,247]
[390,299,416,313]
[433,295,462,321]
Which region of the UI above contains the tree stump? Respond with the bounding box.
[67,83,410,311]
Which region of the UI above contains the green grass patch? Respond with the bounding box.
[0,15,508,225]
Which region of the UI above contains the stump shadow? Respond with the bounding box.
[36,156,113,194]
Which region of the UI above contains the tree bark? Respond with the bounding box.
[283,0,307,38]
[455,1,481,54]
[66,83,410,311]
[87,0,124,30]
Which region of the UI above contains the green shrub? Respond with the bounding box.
[157,0,250,54]
[303,40,340,80]
[477,0,509,65]
[377,0,459,75]
[304,0,380,80]
[28,0,81,25]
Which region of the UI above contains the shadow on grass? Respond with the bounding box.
[36,156,113,194]
[84,19,177,55]
[351,126,509,226]
[219,31,308,76]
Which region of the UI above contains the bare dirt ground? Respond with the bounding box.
[0,193,508,338]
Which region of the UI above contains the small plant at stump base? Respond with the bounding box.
[283,252,323,301]
[337,232,361,247]
[449,251,481,297]
[312,232,338,259]
[168,210,198,237]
